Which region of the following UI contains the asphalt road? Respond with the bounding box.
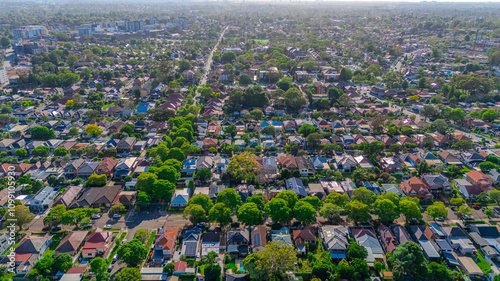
[197,26,229,91]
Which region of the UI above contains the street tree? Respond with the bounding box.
[265,198,292,224]
[208,203,232,227]
[425,201,448,220]
[344,200,371,223]
[216,188,242,212]
[118,239,147,267]
[293,201,317,225]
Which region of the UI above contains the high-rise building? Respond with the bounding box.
[125,20,144,32]
[0,67,8,85]
[12,26,48,39]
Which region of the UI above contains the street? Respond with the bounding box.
[196,26,229,93]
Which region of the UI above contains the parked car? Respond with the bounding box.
[196,222,206,228]
[107,264,113,272]
[83,223,93,229]
[113,254,118,262]
[436,217,444,222]
[92,214,101,219]
[104,224,112,228]
[113,214,121,219]
[121,239,127,245]
[472,205,481,210]
[52,225,62,231]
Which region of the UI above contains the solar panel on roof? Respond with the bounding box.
[185,241,197,257]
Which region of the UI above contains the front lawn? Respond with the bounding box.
[476,252,493,274]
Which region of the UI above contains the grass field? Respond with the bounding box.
[476,252,493,274]
[253,39,269,44]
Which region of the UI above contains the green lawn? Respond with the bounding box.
[146,231,157,249]
[476,252,493,274]
[102,103,115,110]
[253,39,269,44]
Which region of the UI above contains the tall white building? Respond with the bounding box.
[0,67,7,85]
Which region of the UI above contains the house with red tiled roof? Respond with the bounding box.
[152,227,178,265]
[95,157,119,178]
[279,155,298,170]
[81,228,113,258]
[293,226,316,255]
[55,231,88,256]
[202,138,218,151]
[465,170,494,193]
[378,225,398,253]
[398,176,433,198]
[1,234,52,276]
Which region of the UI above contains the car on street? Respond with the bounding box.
[436,217,444,222]
[104,224,113,228]
[113,214,121,219]
[42,226,50,231]
[107,264,113,272]
[92,214,101,219]
[472,205,481,210]
[83,223,93,229]
[52,225,62,231]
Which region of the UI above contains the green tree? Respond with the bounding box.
[216,188,242,212]
[352,187,376,205]
[374,199,400,223]
[156,165,180,183]
[246,194,266,211]
[242,241,297,281]
[319,203,341,222]
[489,189,500,204]
[5,205,34,231]
[187,194,214,214]
[110,203,126,215]
[30,126,56,140]
[275,190,299,209]
[118,239,147,267]
[265,198,291,224]
[227,152,259,182]
[344,200,371,223]
[347,241,368,260]
[15,149,28,158]
[90,258,110,281]
[62,208,96,228]
[87,174,107,187]
[194,168,213,181]
[208,203,232,227]
[458,205,473,217]
[482,109,497,122]
[136,191,151,209]
[390,242,427,278]
[53,253,73,273]
[299,197,322,210]
[114,268,142,281]
[133,229,150,244]
[283,88,306,110]
[324,192,349,207]
[425,201,448,220]
[205,264,221,281]
[293,201,317,225]
[238,202,263,226]
[85,124,103,137]
[183,204,206,224]
[1,36,11,48]
[32,146,50,157]
[399,198,423,222]
[339,68,353,81]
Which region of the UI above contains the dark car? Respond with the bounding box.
[52,225,62,231]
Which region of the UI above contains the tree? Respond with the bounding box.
[118,239,147,267]
[347,241,368,260]
[293,201,317,225]
[324,192,349,207]
[239,74,252,85]
[390,242,427,278]
[227,152,259,182]
[374,199,400,223]
[246,194,266,211]
[30,126,56,140]
[136,172,158,193]
[425,201,448,220]
[53,253,73,273]
[62,208,96,228]
[339,68,353,81]
[216,188,242,212]
[275,190,298,209]
[450,198,465,207]
[134,229,150,244]
[33,256,54,276]
[85,124,103,137]
[54,147,68,157]
[115,268,142,281]
[32,146,50,157]
[485,209,494,219]
[489,189,500,204]
[320,203,341,222]
[90,258,110,281]
[482,109,497,122]
[307,133,323,150]
[479,161,497,173]
[136,191,151,209]
[420,105,437,121]
[300,197,322,210]
[298,124,317,137]
[458,205,473,217]
[283,88,306,110]
[205,264,221,281]
[15,149,28,158]
[453,140,474,151]
[66,54,79,68]
[68,127,79,136]
[194,168,213,181]
[4,205,34,231]
[183,204,206,224]
[87,174,107,187]
[265,198,291,224]
[449,108,466,123]
[1,36,11,48]
[242,241,297,281]
[344,200,371,223]
[399,199,422,222]
[187,194,213,214]
[110,203,126,215]
[156,165,180,183]
[238,203,263,226]
[276,77,293,91]
[163,263,175,275]
[221,51,236,63]
[352,187,376,205]
[208,203,232,227]
[431,119,449,134]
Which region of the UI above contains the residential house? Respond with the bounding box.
[320,226,349,259]
[285,177,308,198]
[116,137,137,153]
[455,178,480,198]
[64,159,85,177]
[422,173,452,195]
[398,177,433,198]
[311,157,329,170]
[227,229,250,257]
[437,151,463,167]
[181,158,197,177]
[351,228,384,266]
[54,231,88,256]
[196,156,213,170]
[334,155,357,173]
[114,157,137,179]
[441,226,475,255]
[380,157,402,173]
[6,234,51,275]
[279,155,298,170]
[408,225,440,261]
[171,188,190,207]
[181,228,202,258]
[70,186,121,208]
[81,228,113,258]
[95,158,119,178]
[76,162,99,178]
[251,225,267,253]
[460,152,485,167]
[377,225,398,253]
[465,170,494,193]
[53,185,83,208]
[28,186,58,212]
[293,226,316,255]
[201,229,221,257]
[296,156,315,177]
[271,227,292,247]
[152,227,178,265]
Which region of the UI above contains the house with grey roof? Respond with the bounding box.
[320,225,349,259]
[271,227,292,247]
[285,177,307,198]
[28,186,58,212]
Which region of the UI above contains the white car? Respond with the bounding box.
[104,224,113,228]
